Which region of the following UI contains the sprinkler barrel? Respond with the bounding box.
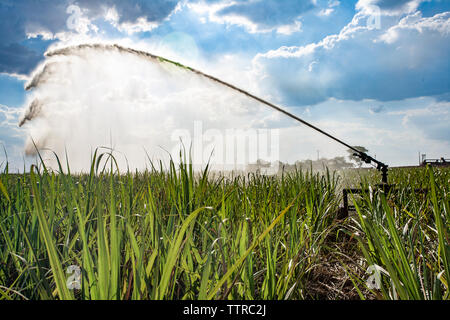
[353,151,389,184]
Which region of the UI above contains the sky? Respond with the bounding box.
[0,0,449,171]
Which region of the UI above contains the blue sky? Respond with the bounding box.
[0,0,449,170]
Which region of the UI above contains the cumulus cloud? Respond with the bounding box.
[188,0,314,34]
[356,0,426,16]
[252,10,450,106]
[78,0,181,34]
[78,0,179,24]
[0,104,21,127]
[0,104,24,160]
[216,0,314,27]
[388,101,450,141]
[378,10,450,43]
[318,8,335,17]
[292,97,450,165]
[0,105,33,172]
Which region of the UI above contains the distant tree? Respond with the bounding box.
[347,146,368,168]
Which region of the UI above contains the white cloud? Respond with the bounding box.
[379,11,450,43]
[388,100,449,123]
[0,72,30,82]
[103,1,183,34]
[252,9,450,106]
[26,30,56,41]
[24,4,101,44]
[187,1,264,33]
[276,21,303,35]
[255,11,373,59]
[104,6,159,34]
[289,97,450,166]
[329,1,340,8]
[318,8,334,17]
[356,0,425,16]
[0,104,22,127]
[187,1,306,34]
[316,0,339,18]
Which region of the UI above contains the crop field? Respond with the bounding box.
[0,151,449,300]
